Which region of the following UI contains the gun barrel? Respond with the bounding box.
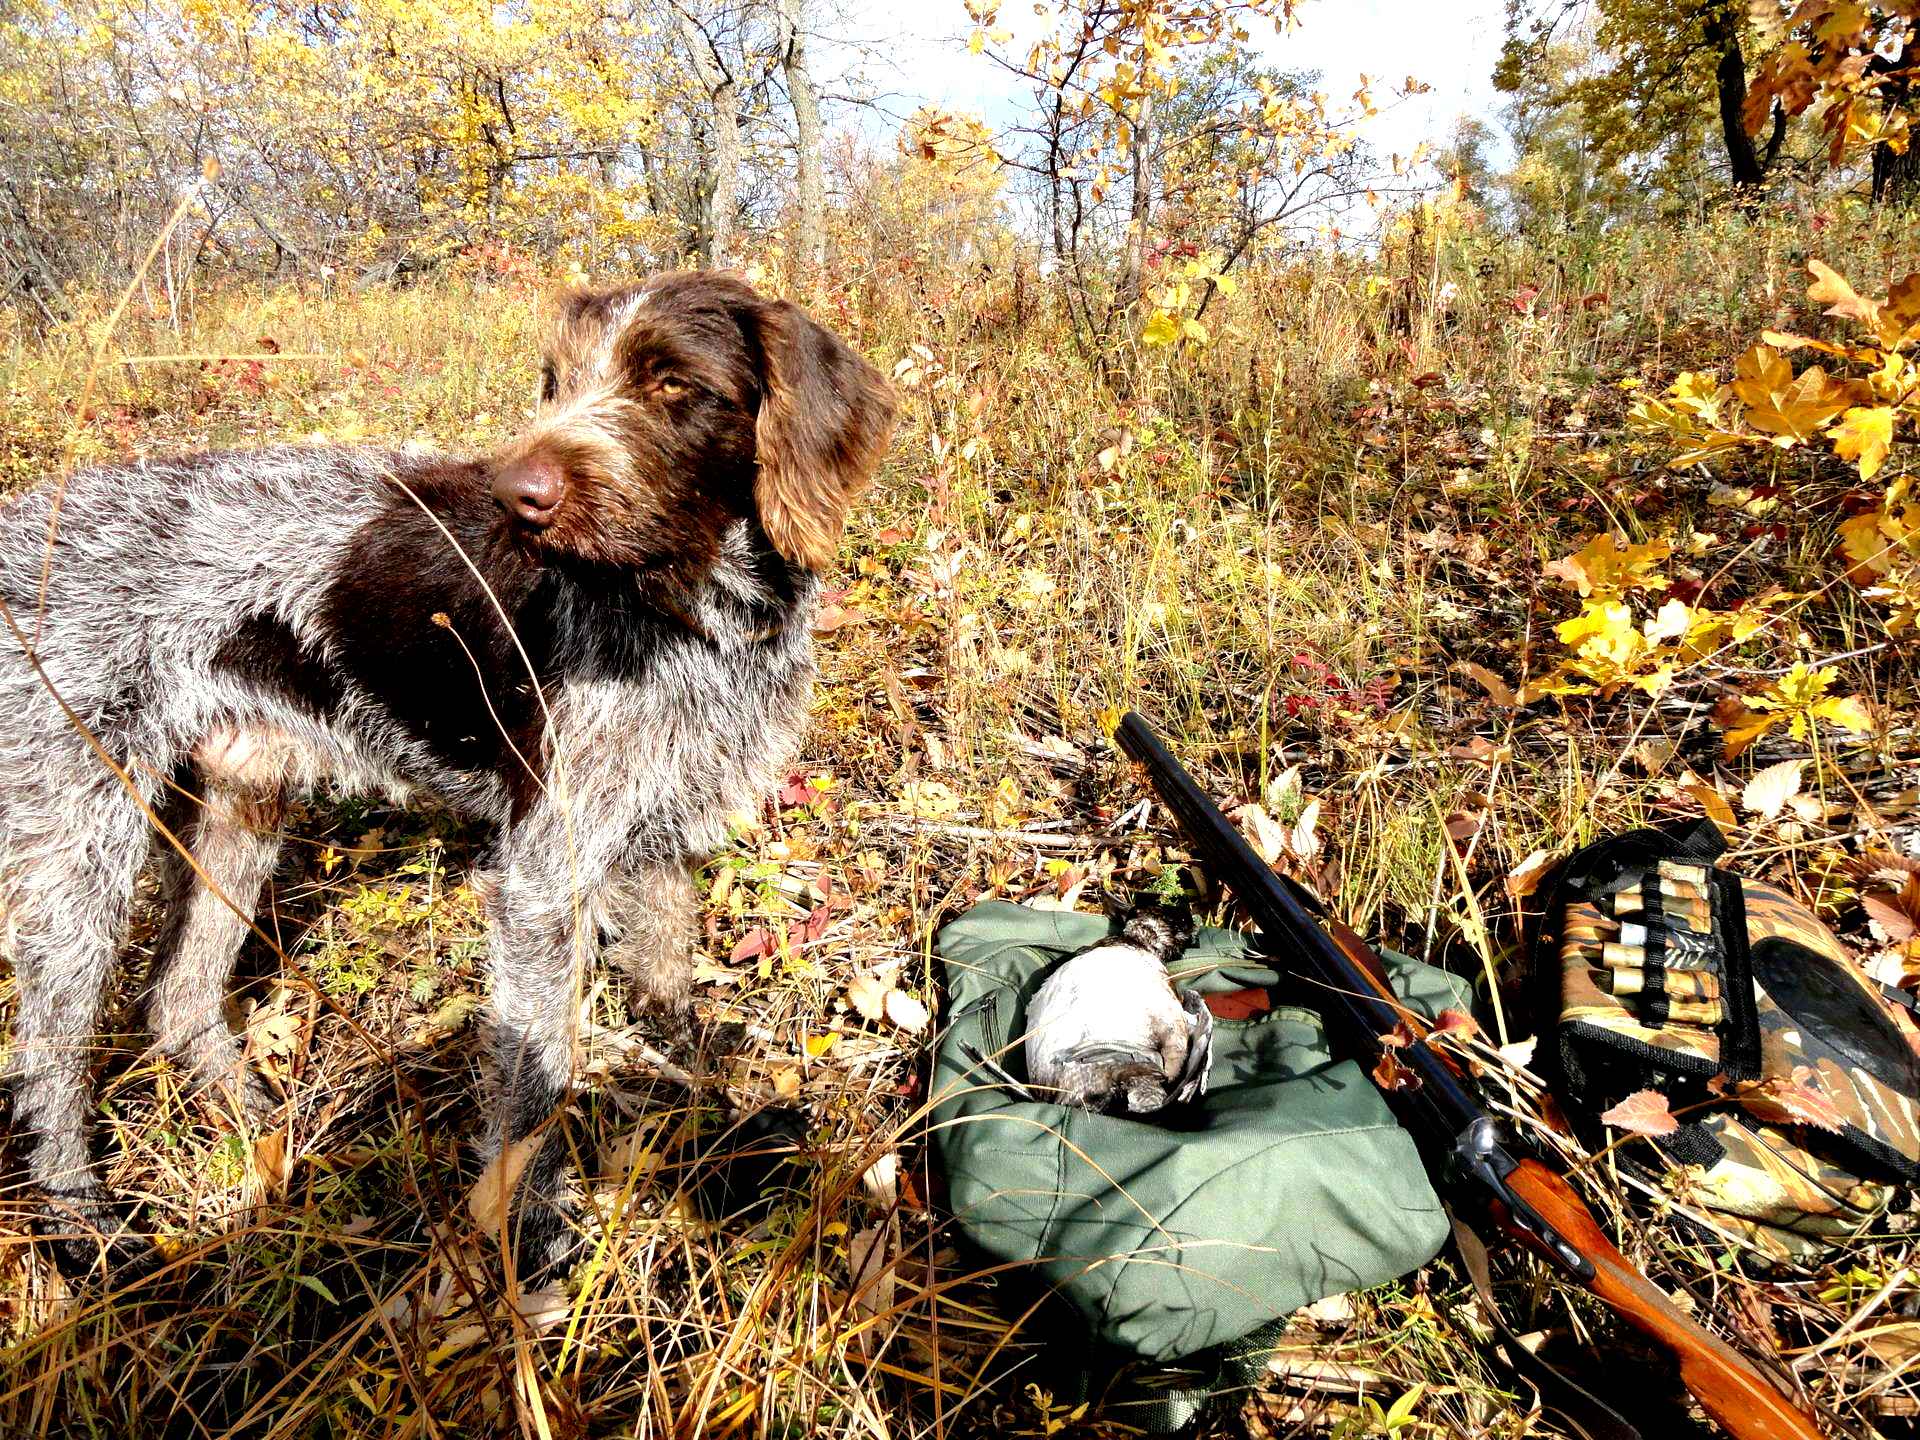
[1115,712,1483,1143]
[1115,712,1827,1440]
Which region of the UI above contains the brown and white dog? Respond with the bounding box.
[0,272,896,1277]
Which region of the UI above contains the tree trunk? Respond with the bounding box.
[1871,57,1917,207]
[1706,13,1766,187]
[1874,137,1920,206]
[777,0,824,272]
[1116,83,1155,315]
[676,10,740,267]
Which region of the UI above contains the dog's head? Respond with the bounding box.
[489,272,897,575]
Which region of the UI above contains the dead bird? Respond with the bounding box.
[1023,904,1214,1115]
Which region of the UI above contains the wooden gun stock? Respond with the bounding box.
[1114,712,1825,1439]
[1321,908,1825,1439]
[1503,1159,1823,1440]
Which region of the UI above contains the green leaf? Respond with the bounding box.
[1383,1382,1426,1429]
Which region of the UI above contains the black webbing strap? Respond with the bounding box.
[1638,876,1672,1026]
[1713,869,1763,1083]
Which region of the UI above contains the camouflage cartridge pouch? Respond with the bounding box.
[1536,820,1920,1261]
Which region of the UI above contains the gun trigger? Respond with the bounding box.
[1452,1117,1596,1282]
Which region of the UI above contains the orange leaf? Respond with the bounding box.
[1455,660,1516,706]
[1734,1069,1847,1134]
[1864,893,1918,944]
[1600,1089,1679,1137]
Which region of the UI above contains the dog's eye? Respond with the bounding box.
[653,378,687,399]
[538,364,558,404]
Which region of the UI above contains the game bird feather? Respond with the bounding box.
[1023,905,1214,1115]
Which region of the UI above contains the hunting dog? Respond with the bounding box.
[0,271,896,1278]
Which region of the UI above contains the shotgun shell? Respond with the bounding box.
[1601,941,1646,967]
[1602,967,1725,1000]
[1613,894,1712,929]
[1665,999,1724,1026]
[1664,970,1723,1001]
[1658,862,1712,888]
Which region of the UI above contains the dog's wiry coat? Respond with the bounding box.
[0,271,896,1275]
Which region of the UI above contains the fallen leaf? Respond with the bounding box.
[1289,797,1322,860]
[1455,661,1516,706]
[1864,893,1917,944]
[847,968,895,1023]
[1743,759,1805,820]
[847,1221,897,1333]
[253,1011,303,1059]
[1600,1089,1679,1137]
[1685,782,1739,835]
[514,1283,572,1335]
[731,926,775,963]
[900,780,960,819]
[772,1066,802,1100]
[1506,848,1557,899]
[251,1132,290,1197]
[1498,1036,1539,1069]
[1236,803,1288,865]
[1735,1068,1847,1133]
[860,1151,899,1206]
[811,603,861,634]
[469,1134,543,1236]
[885,989,931,1034]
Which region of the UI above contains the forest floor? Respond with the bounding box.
[2,205,1919,1438]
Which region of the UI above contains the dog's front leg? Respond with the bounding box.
[477,857,591,1284]
[594,859,697,1044]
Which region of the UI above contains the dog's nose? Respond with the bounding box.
[493,459,566,527]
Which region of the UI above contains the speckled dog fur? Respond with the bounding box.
[0,271,896,1277]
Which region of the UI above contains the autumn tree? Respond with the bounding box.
[776,0,827,270]
[1743,1,1920,206]
[966,0,1380,368]
[1498,1,1792,191]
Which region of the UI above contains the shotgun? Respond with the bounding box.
[1115,712,1825,1440]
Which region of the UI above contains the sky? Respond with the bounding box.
[825,0,1513,171]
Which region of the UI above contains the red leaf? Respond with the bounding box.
[730,927,774,963]
[1372,1048,1418,1091]
[1204,988,1273,1021]
[1864,893,1918,943]
[799,903,833,944]
[1735,1068,1849,1134]
[1600,1089,1679,1137]
[1431,1008,1480,1039]
[779,773,829,808]
[811,603,861,634]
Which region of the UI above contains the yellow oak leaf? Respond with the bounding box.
[1807,259,1881,331]
[1743,366,1853,445]
[1140,310,1180,346]
[1830,406,1896,481]
[1556,600,1640,664]
[1543,534,1670,598]
[1812,692,1874,736]
[1732,342,1794,410]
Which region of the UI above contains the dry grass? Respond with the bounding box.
[2,202,1919,1437]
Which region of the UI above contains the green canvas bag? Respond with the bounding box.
[929,900,1472,1366]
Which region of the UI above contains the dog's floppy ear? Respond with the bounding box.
[752,301,897,572]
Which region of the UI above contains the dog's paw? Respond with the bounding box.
[637,998,699,1056]
[697,1017,747,1059]
[34,1193,162,1285]
[503,1200,586,1289]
